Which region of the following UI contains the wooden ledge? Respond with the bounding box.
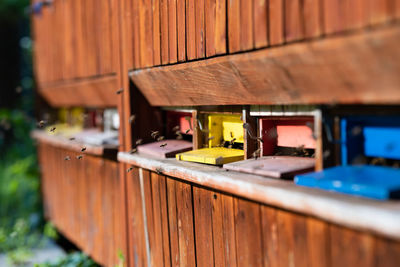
[131,25,400,106]
[118,151,400,240]
[32,130,119,158]
[38,74,119,107]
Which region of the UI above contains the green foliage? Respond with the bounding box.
[34,252,99,267]
[43,222,58,240]
[115,250,126,267]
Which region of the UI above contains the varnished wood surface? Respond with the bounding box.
[131,25,400,106]
[32,130,118,158]
[38,74,119,107]
[125,165,400,267]
[119,151,400,240]
[37,142,123,266]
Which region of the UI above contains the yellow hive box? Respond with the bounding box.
[177,114,244,165]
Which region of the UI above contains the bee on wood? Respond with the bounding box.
[129,114,136,124]
[116,88,124,94]
[76,155,83,160]
[157,136,165,141]
[127,167,134,173]
[156,168,163,175]
[64,156,71,161]
[172,125,180,132]
[69,137,75,141]
[37,120,46,128]
[129,148,137,154]
[49,127,56,132]
[81,147,86,152]
[151,130,160,139]
[176,132,183,140]
[160,143,168,147]
[135,139,143,146]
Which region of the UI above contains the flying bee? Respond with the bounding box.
[172,125,180,132]
[185,129,190,134]
[151,130,160,139]
[76,155,83,160]
[176,133,183,140]
[15,86,22,94]
[129,148,137,154]
[127,167,134,173]
[185,116,193,130]
[69,137,75,141]
[64,156,71,161]
[160,143,168,147]
[81,147,86,152]
[129,114,136,124]
[157,136,165,141]
[230,132,234,138]
[135,139,143,145]
[116,88,124,94]
[37,120,46,128]
[252,148,261,160]
[207,136,215,141]
[49,127,56,132]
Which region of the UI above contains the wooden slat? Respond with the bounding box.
[195,0,205,58]
[177,0,186,61]
[261,206,279,267]
[215,0,227,54]
[375,237,400,267]
[285,0,304,42]
[131,26,400,106]
[133,0,142,68]
[205,0,217,57]
[166,178,180,266]
[234,198,263,266]
[269,0,284,45]
[139,0,154,67]
[158,175,171,267]
[228,0,241,52]
[161,0,169,64]
[253,0,268,48]
[323,0,344,34]
[169,0,178,63]
[307,217,330,267]
[153,0,161,66]
[303,0,322,38]
[186,0,196,60]
[175,181,196,266]
[370,0,391,25]
[347,0,368,30]
[193,187,214,266]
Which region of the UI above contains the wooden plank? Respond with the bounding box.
[215,0,226,54]
[153,0,161,66]
[307,217,330,267]
[375,237,400,267]
[323,0,343,34]
[175,181,196,266]
[285,0,304,42]
[139,0,154,67]
[396,0,400,19]
[329,224,375,267]
[166,178,180,266]
[161,0,169,64]
[177,0,186,61]
[240,0,253,50]
[133,0,142,68]
[195,0,205,58]
[347,0,368,30]
[193,187,214,266]
[228,0,241,52]
[205,0,217,57]
[253,0,268,48]
[269,0,284,45]
[186,0,196,60]
[234,198,263,266]
[158,175,171,267]
[130,26,400,106]
[303,0,322,38]
[169,0,178,63]
[122,0,134,70]
[370,0,391,25]
[261,206,279,267]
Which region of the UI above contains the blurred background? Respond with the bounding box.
[0,1,98,266]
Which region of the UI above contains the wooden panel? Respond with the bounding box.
[254,0,268,48]
[269,0,284,45]
[169,0,178,63]
[139,0,154,67]
[323,0,344,34]
[375,237,400,267]
[303,0,322,38]
[240,0,253,51]
[166,178,180,266]
[186,0,196,60]
[39,75,119,107]
[153,0,161,66]
[177,0,186,61]
[370,0,391,25]
[285,0,304,42]
[161,0,169,64]
[131,26,400,106]
[195,0,205,58]
[228,0,240,52]
[205,0,217,57]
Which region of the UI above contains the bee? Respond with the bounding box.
[151,130,160,139]
[156,168,163,175]
[15,86,22,94]
[207,136,215,141]
[129,148,137,154]
[176,132,183,140]
[116,88,124,94]
[135,139,143,145]
[230,132,234,138]
[252,148,261,160]
[157,136,165,141]
[81,147,86,152]
[129,114,136,124]
[172,125,180,132]
[160,143,168,147]
[64,156,71,161]
[37,120,46,128]
[49,127,56,132]
[185,116,193,130]
[243,123,263,143]
[76,155,83,160]
[69,137,76,141]
[127,167,134,173]
[351,126,362,136]
[185,129,190,134]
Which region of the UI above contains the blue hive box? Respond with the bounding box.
[294,165,400,200]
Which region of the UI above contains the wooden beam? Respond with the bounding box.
[130,26,400,106]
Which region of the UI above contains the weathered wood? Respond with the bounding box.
[130,26,400,106]
[186,0,196,60]
[168,0,178,63]
[177,0,186,61]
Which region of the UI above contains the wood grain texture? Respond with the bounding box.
[161,0,170,64]
[285,0,304,42]
[153,0,161,66]
[240,0,253,51]
[186,0,196,60]
[303,0,322,38]
[269,0,284,45]
[253,0,268,48]
[195,0,205,58]
[205,0,217,57]
[177,0,186,61]
[168,0,178,63]
[228,0,241,52]
[131,26,400,106]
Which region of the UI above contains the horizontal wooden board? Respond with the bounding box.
[38,74,119,107]
[130,26,400,106]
